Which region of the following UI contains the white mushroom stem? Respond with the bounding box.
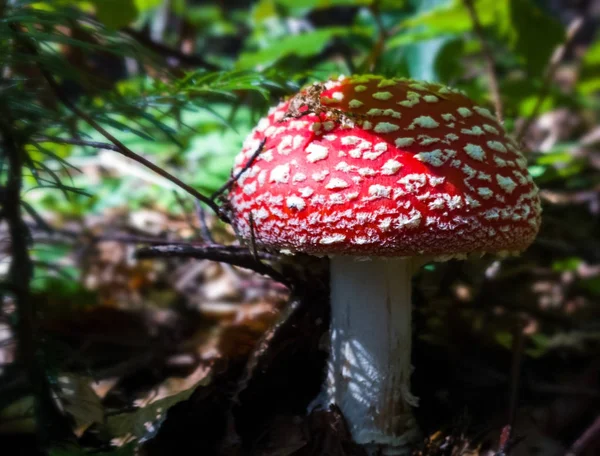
[327,256,421,455]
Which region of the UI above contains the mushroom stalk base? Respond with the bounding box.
[327,256,421,455]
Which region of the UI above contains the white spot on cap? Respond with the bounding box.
[293,172,307,183]
[243,182,257,195]
[478,171,492,181]
[261,150,274,161]
[306,143,329,162]
[423,95,439,103]
[341,136,362,145]
[367,108,383,116]
[364,143,387,160]
[355,85,367,92]
[332,92,344,101]
[415,148,456,167]
[362,121,373,130]
[496,174,517,193]
[395,208,422,229]
[377,79,396,87]
[409,83,427,90]
[383,109,402,118]
[320,234,346,244]
[277,136,293,154]
[349,99,364,108]
[474,106,496,121]
[398,98,419,108]
[429,176,445,186]
[464,144,486,161]
[335,161,354,172]
[477,187,494,199]
[368,185,391,198]
[465,194,481,208]
[457,107,472,118]
[411,116,439,129]
[358,167,377,176]
[382,159,402,175]
[373,91,393,100]
[487,141,507,153]
[398,173,427,191]
[325,178,350,190]
[395,137,415,148]
[461,126,485,136]
[419,136,440,146]
[483,124,500,135]
[292,135,304,148]
[441,113,456,121]
[312,170,329,182]
[258,170,267,185]
[428,198,445,210]
[494,156,508,167]
[256,118,270,132]
[299,187,314,197]
[286,196,306,211]
[379,218,393,231]
[270,164,290,183]
[374,122,400,133]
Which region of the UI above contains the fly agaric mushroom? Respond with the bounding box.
[227,74,541,454]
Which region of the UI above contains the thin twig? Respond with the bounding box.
[499,319,526,454]
[516,16,585,142]
[136,243,289,286]
[195,200,215,244]
[249,212,259,262]
[34,136,120,151]
[566,415,600,456]
[210,138,266,201]
[11,24,228,224]
[463,0,504,124]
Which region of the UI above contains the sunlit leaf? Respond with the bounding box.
[578,39,600,95]
[237,27,363,69]
[106,372,212,445]
[90,0,138,28]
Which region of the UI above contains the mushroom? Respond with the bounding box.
[227,74,541,454]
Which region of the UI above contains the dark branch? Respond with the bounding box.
[135,244,289,286]
[463,0,504,124]
[11,24,229,224]
[516,16,585,142]
[567,415,600,456]
[210,138,266,201]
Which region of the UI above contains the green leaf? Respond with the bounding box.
[276,0,374,8]
[91,0,138,28]
[134,0,163,11]
[389,0,564,77]
[404,0,454,81]
[53,373,105,435]
[497,0,565,76]
[236,27,360,69]
[578,39,600,94]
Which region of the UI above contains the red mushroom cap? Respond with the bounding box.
[228,74,541,258]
